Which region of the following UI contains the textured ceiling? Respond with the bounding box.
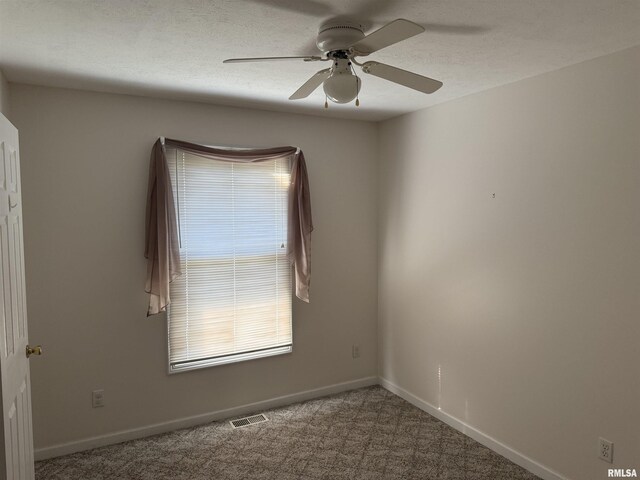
[1,0,640,121]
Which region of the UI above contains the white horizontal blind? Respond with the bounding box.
[167,149,292,372]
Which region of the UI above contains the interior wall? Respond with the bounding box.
[10,85,378,450]
[0,69,10,119]
[378,45,640,480]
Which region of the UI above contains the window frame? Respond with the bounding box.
[165,148,294,374]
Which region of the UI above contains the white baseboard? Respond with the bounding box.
[378,377,569,480]
[35,376,378,461]
[36,374,571,480]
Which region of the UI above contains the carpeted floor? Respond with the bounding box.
[36,386,540,479]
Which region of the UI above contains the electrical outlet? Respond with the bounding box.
[352,344,360,359]
[598,437,613,463]
[92,389,105,408]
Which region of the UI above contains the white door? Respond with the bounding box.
[0,112,36,480]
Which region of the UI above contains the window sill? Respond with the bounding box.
[168,345,292,374]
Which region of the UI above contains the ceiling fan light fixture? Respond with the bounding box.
[323,71,361,104]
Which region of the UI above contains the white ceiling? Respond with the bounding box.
[1,0,640,121]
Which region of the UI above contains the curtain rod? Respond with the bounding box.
[159,136,298,154]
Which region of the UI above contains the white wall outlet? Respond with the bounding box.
[352,344,360,359]
[598,437,613,463]
[92,389,105,408]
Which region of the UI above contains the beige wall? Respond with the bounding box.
[0,69,10,119]
[10,43,640,477]
[10,85,378,450]
[378,46,640,480]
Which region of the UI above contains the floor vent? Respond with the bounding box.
[230,413,269,429]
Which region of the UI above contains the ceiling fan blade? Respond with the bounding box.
[361,61,443,94]
[350,0,398,21]
[223,56,323,64]
[350,19,425,56]
[289,69,331,100]
[244,0,334,17]
[422,23,490,35]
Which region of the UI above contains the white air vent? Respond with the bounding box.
[230,413,269,429]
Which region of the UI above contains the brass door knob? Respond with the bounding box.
[26,345,43,358]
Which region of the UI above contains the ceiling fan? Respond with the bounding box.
[223,18,443,106]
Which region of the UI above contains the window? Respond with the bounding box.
[167,148,292,372]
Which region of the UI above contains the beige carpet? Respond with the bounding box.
[36,386,540,479]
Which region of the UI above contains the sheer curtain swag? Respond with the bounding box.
[145,137,313,316]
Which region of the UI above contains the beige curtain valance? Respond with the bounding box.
[145,137,313,316]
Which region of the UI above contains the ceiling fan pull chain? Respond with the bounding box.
[349,62,361,107]
[324,96,329,109]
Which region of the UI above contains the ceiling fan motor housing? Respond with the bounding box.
[316,20,365,53]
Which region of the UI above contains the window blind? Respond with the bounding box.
[167,149,292,372]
